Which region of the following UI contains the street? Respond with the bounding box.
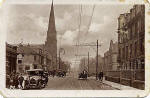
[43,74,116,90]
[5,3,145,92]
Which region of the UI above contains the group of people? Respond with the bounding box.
[6,72,24,89]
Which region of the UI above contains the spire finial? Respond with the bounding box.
[52,0,53,6]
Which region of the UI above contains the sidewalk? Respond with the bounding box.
[88,76,139,90]
[103,79,139,90]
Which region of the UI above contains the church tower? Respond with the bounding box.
[45,1,57,67]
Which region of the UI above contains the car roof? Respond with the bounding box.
[26,69,43,71]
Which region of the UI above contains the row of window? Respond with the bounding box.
[119,39,144,61]
[18,55,45,64]
[121,59,145,70]
[119,17,144,43]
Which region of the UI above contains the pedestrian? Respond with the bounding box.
[101,71,103,81]
[44,73,48,85]
[10,74,15,89]
[52,70,56,77]
[14,74,19,89]
[24,77,29,89]
[98,72,101,81]
[6,75,10,88]
[18,74,24,89]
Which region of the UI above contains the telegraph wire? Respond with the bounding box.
[74,4,83,67]
[74,4,96,69]
[82,4,96,42]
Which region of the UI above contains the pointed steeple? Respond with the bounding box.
[47,0,56,34]
[45,0,57,60]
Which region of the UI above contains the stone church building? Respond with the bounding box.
[16,2,57,72]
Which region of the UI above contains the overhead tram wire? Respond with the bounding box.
[74,5,96,61]
[74,4,83,66]
[82,4,96,43]
[75,5,96,67]
[80,5,96,56]
[77,4,83,45]
[84,5,97,54]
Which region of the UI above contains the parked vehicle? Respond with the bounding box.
[56,70,66,77]
[24,69,47,89]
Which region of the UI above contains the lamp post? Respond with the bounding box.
[58,48,65,70]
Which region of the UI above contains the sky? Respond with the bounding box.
[1,3,134,68]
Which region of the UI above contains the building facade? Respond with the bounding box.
[104,40,119,72]
[117,5,145,89]
[16,44,51,73]
[6,43,17,75]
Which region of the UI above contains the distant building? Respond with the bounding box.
[6,43,17,75]
[79,55,104,75]
[59,60,71,72]
[104,40,119,72]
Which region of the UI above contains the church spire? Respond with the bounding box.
[45,0,57,58]
[47,0,56,34]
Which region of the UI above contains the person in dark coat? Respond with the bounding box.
[11,75,16,89]
[99,71,103,81]
[6,75,10,88]
[24,77,29,89]
[18,74,24,89]
[52,70,56,77]
[101,71,103,81]
[98,72,101,80]
[44,73,48,85]
[9,75,14,89]
[15,74,19,89]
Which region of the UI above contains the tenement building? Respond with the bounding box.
[117,5,145,89]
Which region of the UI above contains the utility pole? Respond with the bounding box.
[59,49,60,69]
[52,55,53,70]
[58,48,65,70]
[88,52,89,73]
[96,40,98,80]
[56,54,57,70]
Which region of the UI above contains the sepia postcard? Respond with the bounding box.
[0,0,150,97]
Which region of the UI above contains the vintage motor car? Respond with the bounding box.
[24,69,46,89]
[56,69,66,77]
[78,70,88,80]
